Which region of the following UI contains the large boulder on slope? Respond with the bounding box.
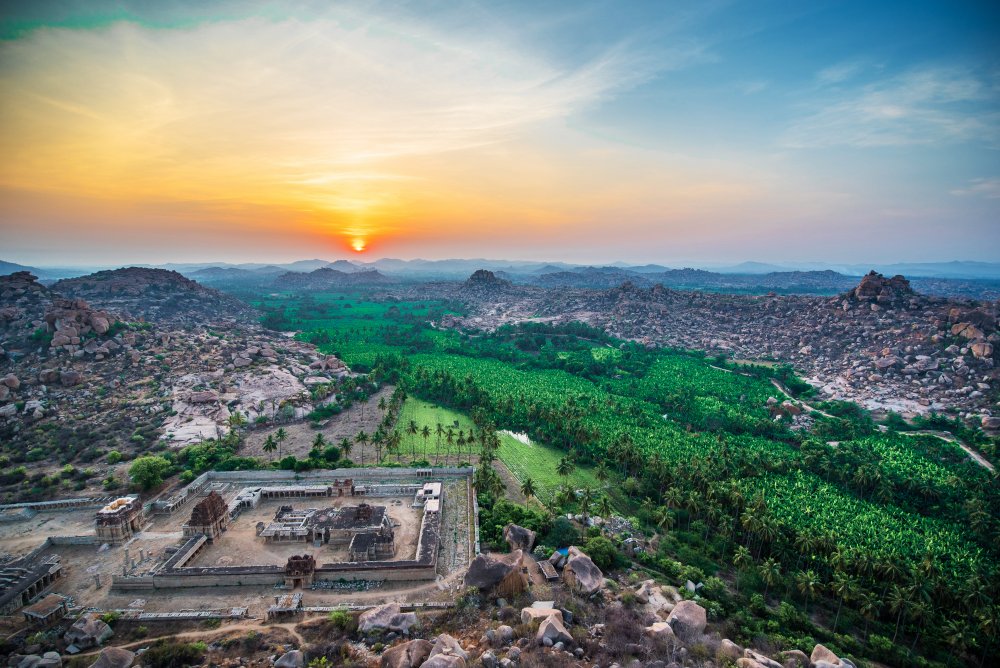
[503,524,536,552]
[358,603,417,635]
[562,546,603,596]
[463,550,523,590]
[665,600,707,640]
[536,616,573,646]
[379,639,432,668]
[428,634,469,661]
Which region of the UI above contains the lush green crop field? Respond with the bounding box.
[741,470,987,580]
[496,431,604,504]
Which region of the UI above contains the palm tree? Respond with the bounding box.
[445,428,455,464]
[795,569,820,615]
[944,618,969,667]
[977,605,998,668]
[378,397,387,413]
[406,420,419,458]
[595,463,610,486]
[857,591,880,644]
[312,433,327,449]
[654,506,675,532]
[262,434,277,461]
[760,557,781,600]
[435,422,444,455]
[388,431,403,463]
[580,487,594,521]
[520,477,537,502]
[831,570,856,633]
[888,583,910,643]
[274,427,288,459]
[421,425,432,463]
[355,430,369,467]
[598,495,613,519]
[339,437,353,462]
[556,456,575,480]
[227,411,247,433]
[733,545,752,595]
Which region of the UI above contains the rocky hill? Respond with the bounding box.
[52,267,256,324]
[273,267,393,290]
[0,271,354,502]
[432,271,999,419]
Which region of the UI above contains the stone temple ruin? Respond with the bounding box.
[0,467,477,619]
[94,497,144,544]
[182,491,229,540]
[102,468,472,591]
[257,502,395,561]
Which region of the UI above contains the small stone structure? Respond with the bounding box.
[183,491,229,540]
[284,554,316,588]
[21,593,68,627]
[95,496,144,544]
[348,530,395,561]
[413,482,441,507]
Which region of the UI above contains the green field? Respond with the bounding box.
[496,431,604,504]
[391,398,477,465]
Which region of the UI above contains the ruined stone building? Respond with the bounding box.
[0,554,63,615]
[94,496,144,544]
[182,491,230,540]
[258,503,394,554]
[348,530,395,561]
[283,554,316,588]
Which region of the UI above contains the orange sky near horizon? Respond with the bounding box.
[1,3,997,266]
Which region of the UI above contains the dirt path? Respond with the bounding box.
[769,378,837,418]
[900,430,996,472]
[73,620,304,658]
[494,459,526,503]
[770,379,995,473]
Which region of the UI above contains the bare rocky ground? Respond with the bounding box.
[243,385,395,464]
[407,270,1000,425]
[0,270,352,502]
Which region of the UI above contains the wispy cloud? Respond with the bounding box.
[784,67,1000,148]
[816,61,865,85]
[0,10,667,213]
[951,177,1000,199]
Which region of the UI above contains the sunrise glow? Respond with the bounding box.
[0,1,997,265]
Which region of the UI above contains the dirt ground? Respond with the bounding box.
[241,385,396,464]
[188,496,421,567]
[0,507,99,557]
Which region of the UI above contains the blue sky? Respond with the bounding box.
[0,0,997,265]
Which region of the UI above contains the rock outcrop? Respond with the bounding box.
[358,603,418,635]
[562,546,604,596]
[380,639,432,668]
[503,523,536,552]
[666,599,707,640]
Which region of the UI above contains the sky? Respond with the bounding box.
[0,0,998,267]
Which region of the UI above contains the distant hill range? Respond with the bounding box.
[5,257,1000,299]
[272,267,393,290]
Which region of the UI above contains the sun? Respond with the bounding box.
[351,238,367,253]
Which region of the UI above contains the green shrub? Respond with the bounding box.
[327,610,353,630]
[582,536,618,570]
